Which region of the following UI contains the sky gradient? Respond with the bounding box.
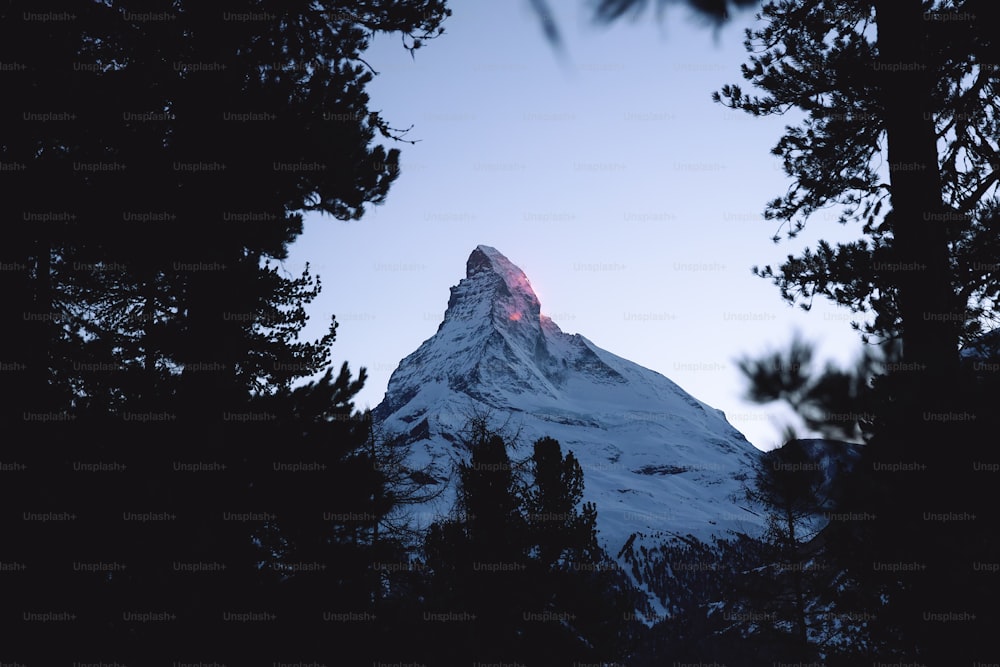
[286,0,869,450]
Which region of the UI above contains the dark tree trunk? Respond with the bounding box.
[869,6,978,661]
[874,0,960,415]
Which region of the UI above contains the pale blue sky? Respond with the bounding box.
[286,0,867,450]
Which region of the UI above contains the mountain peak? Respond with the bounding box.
[467,244,505,276]
[374,246,763,617]
[465,245,540,320]
[450,246,542,333]
[467,244,519,277]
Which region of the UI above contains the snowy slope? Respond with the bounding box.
[373,246,765,601]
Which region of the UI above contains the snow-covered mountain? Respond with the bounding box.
[373,245,764,573]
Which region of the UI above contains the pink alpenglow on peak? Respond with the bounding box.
[464,245,541,327]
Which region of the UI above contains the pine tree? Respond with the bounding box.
[711,3,1000,657]
[0,1,451,661]
[418,421,525,662]
[243,365,390,659]
[524,436,600,566]
[736,333,892,442]
[418,423,635,665]
[742,438,829,659]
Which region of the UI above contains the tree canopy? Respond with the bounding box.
[1,1,450,661]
